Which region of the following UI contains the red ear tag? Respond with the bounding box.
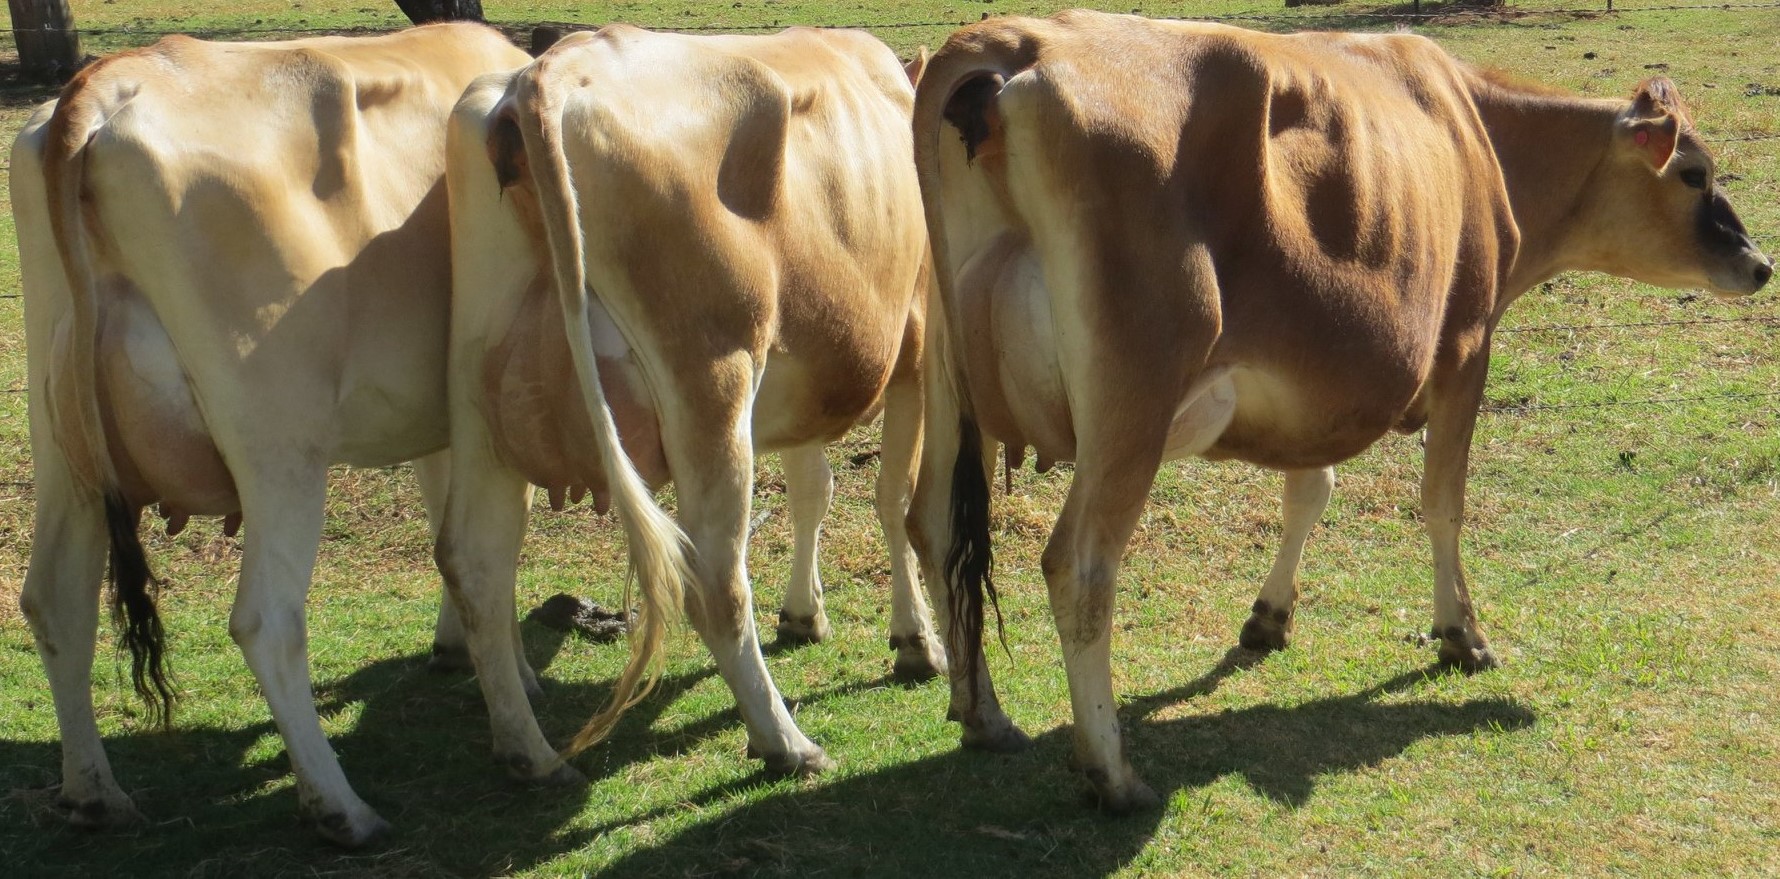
[1635,130,1650,146]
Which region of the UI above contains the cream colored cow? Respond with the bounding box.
[436,25,939,781]
[13,25,530,846]
[909,11,1771,811]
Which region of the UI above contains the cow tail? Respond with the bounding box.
[507,63,695,759]
[911,30,1037,711]
[42,83,177,729]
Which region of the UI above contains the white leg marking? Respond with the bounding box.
[1241,466,1335,651]
[775,444,834,643]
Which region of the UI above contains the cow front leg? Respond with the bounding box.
[1423,345,1499,672]
[774,444,833,644]
[434,454,577,784]
[877,375,947,682]
[1239,466,1335,652]
[230,469,388,847]
[20,463,141,829]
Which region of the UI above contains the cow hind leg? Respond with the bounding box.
[1044,435,1167,814]
[20,466,142,829]
[415,450,472,672]
[416,452,539,693]
[907,388,1026,751]
[229,468,388,847]
[877,375,946,682]
[670,396,830,777]
[1239,466,1335,652]
[773,444,833,645]
[1038,231,1217,812]
[435,452,580,784]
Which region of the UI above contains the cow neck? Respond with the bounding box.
[1467,79,1625,300]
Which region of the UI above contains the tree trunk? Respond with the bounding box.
[8,0,82,83]
[393,0,485,24]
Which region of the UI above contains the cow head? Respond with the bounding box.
[1585,78,1771,296]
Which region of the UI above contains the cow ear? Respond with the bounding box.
[1631,76,1683,119]
[1623,113,1680,172]
[1624,77,1688,170]
[904,46,930,86]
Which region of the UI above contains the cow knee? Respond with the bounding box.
[229,605,302,650]
[228,608,260,646]
[18,590,44,633]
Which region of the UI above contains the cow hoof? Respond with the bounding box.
[1437,643,1501,673]
[774,610,831,645]
[1434,625,1500,673]
[1237,616,1291,652]
[889,634,948,682]
[499,752,583,786]
[758,745,835,778]
[312,806,392,849]
[1083,776,1162,815]
[1238,600,1293,652]
[892,653,945,683]
[961,720,1033,754]
[427,642,473,673]
[58,792,145,830]
[535,761,587,787]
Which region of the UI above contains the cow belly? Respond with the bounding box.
[96,289,238,515]
[1199,365,1417,470]
[482,283,668,508]
[957,233,1416,473]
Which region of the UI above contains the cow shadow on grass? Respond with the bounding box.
[592,652,1536,877]
[0,634,1534,877]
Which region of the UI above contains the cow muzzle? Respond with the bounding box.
[1707,248,1773,297]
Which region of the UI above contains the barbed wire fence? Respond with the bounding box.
[1,0,1777,491]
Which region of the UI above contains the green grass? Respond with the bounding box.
[3,1,1779,876]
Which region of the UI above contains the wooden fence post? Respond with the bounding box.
[392,0,485,24]
[8,0,82,82]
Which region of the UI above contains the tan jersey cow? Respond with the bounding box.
[437,25,936,781]
[908,11,1771,812]
[13,25,530,845]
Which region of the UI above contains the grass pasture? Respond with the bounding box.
[2,1,1779,875]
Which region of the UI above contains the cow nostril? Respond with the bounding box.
[1754,260,1774,290]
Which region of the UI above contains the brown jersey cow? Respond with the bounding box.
[908,11,1770,811]
[436,25,938,782]
[13,25,530,845]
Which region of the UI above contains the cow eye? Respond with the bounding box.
[1679,168,1709,189]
